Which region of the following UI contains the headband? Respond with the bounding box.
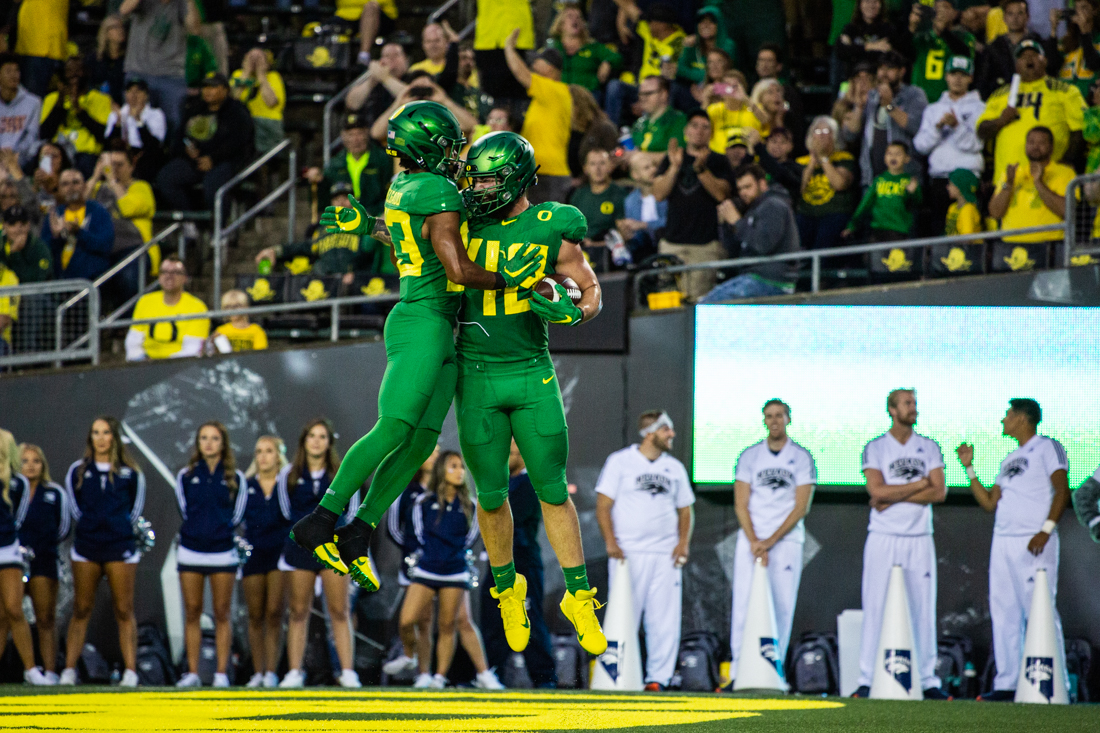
[639,412,673,438]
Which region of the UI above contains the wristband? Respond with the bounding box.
[965,465,976,480]
[492,272,508,291]
[1041,519,1056,534]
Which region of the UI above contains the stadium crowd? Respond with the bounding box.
[0,0,1096,356]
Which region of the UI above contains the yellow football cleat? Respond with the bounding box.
[491,573,531,652]
[290,513,349,575]
[560,587,607,655]
[349,556,381,591]
[312,541,349,575]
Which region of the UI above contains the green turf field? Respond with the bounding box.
[0,687,1096,732]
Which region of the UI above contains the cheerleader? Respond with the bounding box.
[278,419,360,688]
[0,430,50,684]
[241,435,290,688]
[174,422,248,688]
[1,444,69,683]
[60,417,145,686]
[405,451,503,690]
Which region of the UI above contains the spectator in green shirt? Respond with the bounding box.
[631,76,687,155]
[546,4,621,96]
[0,204,52,282]
[568,147,629,245]
[906,0,976,103]
[843,141,921,241]
[185,34,220,90]
[675,6,736,107]
[304,112,388,218]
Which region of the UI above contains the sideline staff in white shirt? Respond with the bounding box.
[596,410,695,691]
[956,398,1071,701]
[856,389,948,699]
[730,399,815,681]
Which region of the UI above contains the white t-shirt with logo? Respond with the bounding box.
[734,438,816,543]
[861,431,945,536]
[596,445,695,555]
[994,434,1068,536]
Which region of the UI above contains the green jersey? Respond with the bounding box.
[911,29,975,103]
[850,171,921,234]
[631,107,686,152]
[383,171,467,317]
[457,202,587,363]
[568,182,628,240]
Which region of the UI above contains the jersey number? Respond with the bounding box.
[384,209,423,277]
[1017,91,1043,117]
[925,50,944,80]
[467,238,548,316]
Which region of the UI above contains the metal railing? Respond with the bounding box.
[100,292,400,345]
[55,224,182,362]
[634,223,1067,300]
[426,0,463,25]
[323,68,372,168]
[212,139,297,305]
[0,280,98,369]
[1064,172,1100,266]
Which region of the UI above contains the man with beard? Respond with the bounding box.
[956,399,1070,702]
[844,51,928,188]
[728,399,815,687]
[977,39,1086,182]
[596,410,695,692]
[853,389,949,700]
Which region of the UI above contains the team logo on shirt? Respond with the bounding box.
[888,458,926,482]
[119,468,133,478]
[759,637,784,677]
[1003,457,1029,478]
[883,649,912,693]
[635,473,674,497]
[43,492,56,504]
[1024,656,1054,701]
[757,468,795,492]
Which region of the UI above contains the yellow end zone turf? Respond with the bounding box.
[0,689,844,731]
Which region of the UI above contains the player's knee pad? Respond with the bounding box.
[533,481,568,506]
[476,485,509,512]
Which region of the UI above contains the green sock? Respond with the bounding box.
[562,564,590,594]
[319,416,412,515]
[491,562,516,593]
[354,427,439,527]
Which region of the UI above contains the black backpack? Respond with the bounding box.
[78,643,112,683]
[788,632,839,695]
[935,634,975,698]
[552,634,588,689]
[1065,638,1093,703]
[499,652,533,689]
[676,631,722,691]
[136,623,177,686]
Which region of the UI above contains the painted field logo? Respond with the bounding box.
[600,640,620,682]
[883,649,912,693]
[1025,656,1054,701]
[760,637,784,677]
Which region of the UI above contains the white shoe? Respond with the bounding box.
[246,672,264,688]
[176,672,202,688]
[119,669,139,687]
[429,673,447,689]
[412,672,434,688]
[213,673,230,688]
[44,671,59,685]
[24,667,52,685]
[474,668,505,690]
[58,668,77,685]
[262,671,279,688]
[382,654,418,677]
[338,669,361,688]
[279,669,305,688]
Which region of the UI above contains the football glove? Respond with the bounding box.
[320,194,377,237]
[530,284,583,326]
[499,244,545,289]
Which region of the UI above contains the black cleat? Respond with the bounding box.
[336,518,379,591]
[290,508,346,574]
[977,689,1015,702]
[851,685,870,698]
[923,687,952,700]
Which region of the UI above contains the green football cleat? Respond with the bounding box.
[560,588,608,655]
[491,573,531,652]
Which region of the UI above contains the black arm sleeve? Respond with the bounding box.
[75,108,107,141]
[40,99,66,141]
[941,29,972,58]
[756,146,802,194]
[436,41,459,93]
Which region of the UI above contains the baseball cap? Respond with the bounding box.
[125,78,149,92]
[344,112,369,130]
[726,130,748,149]
[201,71,229,87]
[946,55,973,75]
[1015,39,1045,57]
[330,181,354,198]
[949,168,979,204]
[531,47,563,71]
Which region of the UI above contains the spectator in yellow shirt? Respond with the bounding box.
[342,0,398,67]
[0,261,18,356]
[504,29,573,205]
[409,23,449,77]
[604,2,685,127]
[706,70,766,153]
[473,0,534,101]
[86,148,158,299]
[14,0,68,97]
[40,57,113,179]
[210,289,267,353]
[231,48,286,154]
[125,254,210,360]
[988,126,1072,249]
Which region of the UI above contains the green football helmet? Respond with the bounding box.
[386,101,466,179]
[460,131,539,218]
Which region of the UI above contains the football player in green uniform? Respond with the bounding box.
[457,131,607,656]
[291,102,545,591]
